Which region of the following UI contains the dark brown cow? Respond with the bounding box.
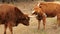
[0,4,30,34]
[32,2,60,30]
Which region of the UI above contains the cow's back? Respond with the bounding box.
[39,2,60,17]
[0,4,17,24]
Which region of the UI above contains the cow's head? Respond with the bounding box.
[21,14,30,26]
[32,3,47,18]
[15,7,30,26]
[32,5,43,16]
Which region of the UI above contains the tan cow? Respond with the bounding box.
[32,2,60,30]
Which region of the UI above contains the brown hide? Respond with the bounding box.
[0,4,30,26]
[0,4,30,34]
[32,2,60,29]
[39,2,60,17]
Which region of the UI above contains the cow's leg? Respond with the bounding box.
[42,18,46,29]
[42,15,46,29]
[57,14,60,27]
[9,26,13,34]
[38,20,40,30]
[8,23,13,34]
[4,24,7,34]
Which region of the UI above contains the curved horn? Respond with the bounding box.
[28,15,37,18]
[37,3,40,6]
[32,10,35,14]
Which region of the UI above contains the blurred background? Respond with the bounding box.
[0,0,60,3]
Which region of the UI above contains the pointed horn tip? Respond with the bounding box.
[32,10,35,14]
[29,15,36,18]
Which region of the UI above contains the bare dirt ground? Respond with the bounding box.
[0,1,60,34]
